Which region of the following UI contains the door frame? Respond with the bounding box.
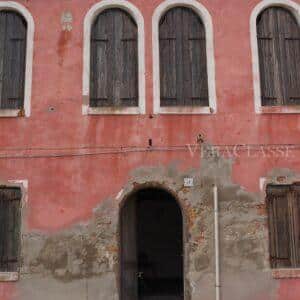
[118,182,189,300]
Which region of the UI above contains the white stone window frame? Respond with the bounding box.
[250,0,300,114]
[82,0,146,115]
[0,2,34,118]
[0,179,28,282]
[152,0,217,115]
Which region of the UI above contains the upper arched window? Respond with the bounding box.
[257,6,300,106]
[90,8,138,108]
[0,11,27,110]
[159,7,209,107]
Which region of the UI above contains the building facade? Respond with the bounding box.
[0,0,299,299]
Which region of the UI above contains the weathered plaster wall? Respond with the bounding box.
[0,0,299,299]
[0,145,293,300]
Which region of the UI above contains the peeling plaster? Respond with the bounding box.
[16,145,281,300]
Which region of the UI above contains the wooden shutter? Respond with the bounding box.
[0,11,27,109]
[290,184,300,266]
[267,185,291,268]
[267,185,300,268]
[257,7,300,106]
[279,9,300,105]
[0,188,21,272]
[90,9,138,107]
[159,7,208,107]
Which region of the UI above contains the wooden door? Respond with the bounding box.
[120,197,138,300]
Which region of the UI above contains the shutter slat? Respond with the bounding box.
[278,8,300,105]
[0,12,7,108]
[0,188,21,272]
[11,199,20,272]
[268,197,277,267]
[189,11,208,106]
[120,10,138,106]
[288,191,300,266]
[159,11,177,106]
[292,189,300,266]
[267,186,291,268]
[107,10,115,106]
[0,197,6,271]
[258,38,281,106]
[90,11,110,107]
[274,194,291,267]
[174,8,184,106]
[112,10,123,106]
[182,8,192,106]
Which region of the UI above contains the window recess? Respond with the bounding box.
[0,187,22,273]
[267,184,300,268]
[257,7,300,107]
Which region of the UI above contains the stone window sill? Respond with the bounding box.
[83,106,144,115]
[272,268,300,279]
[156,106,215,115]
[0,109,24,117]
[0,272,19,282]
[257,106,300,114]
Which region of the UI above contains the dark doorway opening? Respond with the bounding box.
[120,188,184,300]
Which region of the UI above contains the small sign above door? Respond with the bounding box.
[184,177,194,187]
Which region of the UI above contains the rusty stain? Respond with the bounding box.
[17,108,25,117]
[57,31,72,66]
[255,203,267,216]
[276,176,287,183]
[106,245,118,253]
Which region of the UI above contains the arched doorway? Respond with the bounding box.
[120,188,184,300]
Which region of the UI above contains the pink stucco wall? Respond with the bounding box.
[0,0,299,299]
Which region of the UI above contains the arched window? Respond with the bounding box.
[159,7,208,107]
[257,6,300,106]
[0,11,27,110]
[90,8,138,108]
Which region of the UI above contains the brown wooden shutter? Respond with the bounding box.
[291,184,300,266]
[0,12,27,109]
[159,7,208,107]
[0,188,21,272]
[90,9,138,108]
[257,7,300,106]
[278,8,300,105]
[267,185,291,268]
[267,185,300,268]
